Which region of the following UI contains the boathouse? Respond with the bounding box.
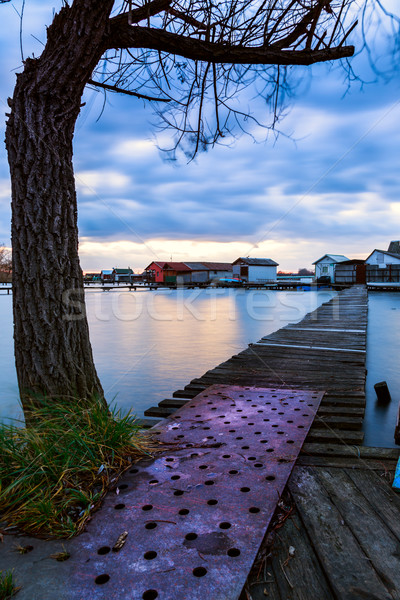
[144,262,167,283]
[162,262,192,284]
[100,269,114,282]
[312,254,349,281]
[365,243,400,282]
[113,267,133,282]
[334,259,366,284]
[183,262,233,283]
[365,248,400,267]
[232,257,278,283]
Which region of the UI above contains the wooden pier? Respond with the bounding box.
[144,285,369,451]
[143,285,400,599]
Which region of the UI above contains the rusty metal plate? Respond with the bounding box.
[69,385,323,600]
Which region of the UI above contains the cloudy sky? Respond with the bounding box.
[0,1,399,272]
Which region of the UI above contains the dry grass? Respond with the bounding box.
[0,396,155,538]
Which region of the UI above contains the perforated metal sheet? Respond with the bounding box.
[69,385,323,600]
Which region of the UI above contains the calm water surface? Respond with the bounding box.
[2,288,398,448]
[0,288,335,422]
[364,292,400,448]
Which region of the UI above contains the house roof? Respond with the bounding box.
[144,261,167,270]
[336,259,365,265]
[114,268,133,274]
[312,254,349,265]
[101,270,113,275]
[183,262,207,270]
[365,249,400,262]
[232,257,279,267]
[163,262,192,272]
[201,262,233,271]
[181,262,233,271]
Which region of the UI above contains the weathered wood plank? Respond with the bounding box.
[289,466,392,600]
[158,398,189,408]
[346,467,400,542]
[247,511,335,600]
[143,406,174,417]
[136,417,162,428]
[296,455,397,470]
[306,429,364,444]
[301,444,399,460]
[173,389,197,398]
[317,406,364,416]
[312,415,363,430]
[317,467,400,599]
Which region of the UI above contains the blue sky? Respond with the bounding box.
[0,1,399,272]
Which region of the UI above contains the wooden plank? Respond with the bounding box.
[296,455,397,471]
[289,466,392,600]
[306,428,364,444]
[317,467,400,599]
[320,396,366,408]
[136,417,162,428]
[301,443,399,460]
[158,398,189,408]
[312,415,363,430]
[247,511,335,600]
[346,467,400,541]
[292,327,365,333]
[320,400,365,410]
[173,389,197,398]
[143,406,175,417]
[317,406,364,416]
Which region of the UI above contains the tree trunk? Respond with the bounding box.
[5,0,113,410]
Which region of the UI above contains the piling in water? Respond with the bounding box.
[374,381,391,404]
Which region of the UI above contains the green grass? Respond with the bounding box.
[0,396,155,538]
[0,570,19,599]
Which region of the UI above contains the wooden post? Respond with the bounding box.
[395,401,400,445]
[374,381,391,403]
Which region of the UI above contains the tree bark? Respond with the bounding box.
[5,0,113,410]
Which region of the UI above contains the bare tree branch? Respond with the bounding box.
[106,24,354,64]
[87,78,171,101]
[110,0,172,26]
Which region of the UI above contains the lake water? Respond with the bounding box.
[1,287,398,448]
[0,288,334,422]
[364,292,400,448]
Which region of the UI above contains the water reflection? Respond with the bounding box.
[0,288,335,421]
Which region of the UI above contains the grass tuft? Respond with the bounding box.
[0,570,19,599]
[0,396,155,538]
